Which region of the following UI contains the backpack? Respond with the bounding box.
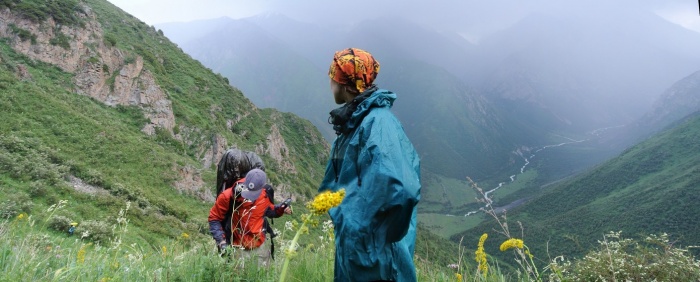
[215,149,265,197]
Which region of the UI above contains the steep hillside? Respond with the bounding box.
[455,111,700,258]
[0,0,329,247]
[635,69,700,138]
[594,68,700,156]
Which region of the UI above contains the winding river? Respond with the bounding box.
[458,127,620,217]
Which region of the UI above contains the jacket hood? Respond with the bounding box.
[346,88,396,132]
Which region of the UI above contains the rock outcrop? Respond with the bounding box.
[260,124,296,174]
[174,165,213,202]
[0,6,174,135]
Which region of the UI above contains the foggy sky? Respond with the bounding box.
[108,0,700,41]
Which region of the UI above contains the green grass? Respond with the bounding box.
[420,171,479,213]
[488,170,537,203]
[419,166,541,240]
[4,208,698,282]
[0,206,468,281]
[418,213,483,239]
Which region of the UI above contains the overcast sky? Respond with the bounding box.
[107,0,700,39]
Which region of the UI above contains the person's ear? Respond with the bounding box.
[344,85,359,96]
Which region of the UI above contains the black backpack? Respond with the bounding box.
[215,148,265,197]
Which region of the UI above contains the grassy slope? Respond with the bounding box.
[0,39,198,246]
[0,0,329,248]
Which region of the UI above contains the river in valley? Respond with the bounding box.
[459,127,623,216]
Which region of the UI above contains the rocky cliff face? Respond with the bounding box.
[0,6,174,135]
[648,70,700,126]
[259,123,295,174]
[174,164,213,202]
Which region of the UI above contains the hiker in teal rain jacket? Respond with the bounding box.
[320,48,421,282]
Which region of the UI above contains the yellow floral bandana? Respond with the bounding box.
[328,48,380,93]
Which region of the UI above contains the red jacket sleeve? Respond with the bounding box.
[209,188,232,222]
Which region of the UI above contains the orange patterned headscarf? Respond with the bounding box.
[328,48,380,93]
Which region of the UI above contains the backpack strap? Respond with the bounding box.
[262,184,277,259]
[264,217,276,260]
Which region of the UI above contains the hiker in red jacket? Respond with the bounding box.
[208,168,292,266]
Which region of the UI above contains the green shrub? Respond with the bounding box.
[86,56,99,64]
[28,180,48,197]
[75,219,112,243]
[103,33,117,47]
[7,23,36,44]
[550,232,700,281]
[0,68,17,90]
[0,193,33,219]
[0,135,69,185]
[124,56,135,65]
[47,215,73,233]
[106,71,117,91]
[79,168,105,187]
[115,104,149,128]
[49,30,71,49]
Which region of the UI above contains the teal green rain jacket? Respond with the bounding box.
[319,88,421,282]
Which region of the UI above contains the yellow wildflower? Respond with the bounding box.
[500,238,524,251]
[180,232,190,240]
[307,189,345,215]
[16,213,27,220]
[474,233,488,275]
[281,189,344,282]
[77,245,87,264]
[455,273,463,281]
[161,246,167,257]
